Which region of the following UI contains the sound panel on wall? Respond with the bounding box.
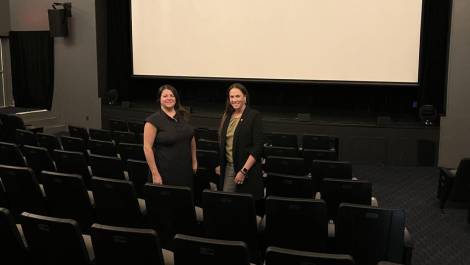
[48,9,68,37]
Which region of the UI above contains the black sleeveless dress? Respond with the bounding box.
[145,110,194,189]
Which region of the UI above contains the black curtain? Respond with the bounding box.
[106,0,131,102]
[9,31,54,110]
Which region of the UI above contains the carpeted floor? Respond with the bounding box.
[353,165,470,265]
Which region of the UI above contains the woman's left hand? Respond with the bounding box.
[234,171,245,185]
[192,159,198,174]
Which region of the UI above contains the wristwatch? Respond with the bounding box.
[241,167,249,176]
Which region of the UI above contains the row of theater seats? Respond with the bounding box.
[0,206,401,265]
[195,127,340,161]
[0,170,408,265]
[0,125,412,262]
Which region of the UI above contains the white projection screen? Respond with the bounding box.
[131,0,423,83]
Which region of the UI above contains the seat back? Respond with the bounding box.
[322,178,372,220]
[265,246,354,265]
[194,128,218,141]
[54,150,92,187]
[89,128,113,142]
[118,143,145,161]
[0,165,46,217]
[41,171,95,232]
[2,115,26,142]
[302,135,338,150]
[127,159,150,197]
[21,145,56,179]
[264,146,299,158]
[68,125,90,143]
[21,212,91,265]
[87,139,117,157]
[266,173,313,198]
[303,149,338,169]
[174,234,250,265]
[336,203,405,265]
[36,133,62,153]
[265,156,307,176]
[265,196,328,252]
[0,208,30,263]
[112,131,137,144]
[270,132,298,148]
[128,121,145,134]
[109,119,129,132]
[144,184,198,249]
[197,149,219,170]
[89,154,125,180]
[197,139,219,151]
[202,190,259,263]
[451,158,470,201]
[311,160,352,192]
[91,223,165,265]
[0,141,27,167]
[15,129,38,146]
[61,136,87,154]
[91,177,143,227]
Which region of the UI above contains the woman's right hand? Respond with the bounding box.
[215,166,221,176]
[152,175,163,185]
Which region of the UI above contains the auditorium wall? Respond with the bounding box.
[0,0,10,36]
[439,0,470,168]
[9,0,101,128]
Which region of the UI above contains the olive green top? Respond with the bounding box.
[225,116,241,163]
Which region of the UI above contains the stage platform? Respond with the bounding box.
[102,101,439,167]
[0,106,65,134]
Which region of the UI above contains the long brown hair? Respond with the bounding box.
[218,83,249,135]
[157,84,189,121]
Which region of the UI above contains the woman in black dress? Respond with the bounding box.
[143,85,197,189]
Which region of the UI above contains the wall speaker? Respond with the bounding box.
[48,9,68,37]
[48,3,72,37]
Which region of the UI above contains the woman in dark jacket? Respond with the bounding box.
[217,83,264,200]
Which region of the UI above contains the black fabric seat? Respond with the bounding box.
[269,132,298,148]
[0,165,47,218]
[311,160,353,192]
[336,203,406,265]
[54,149,92,188]
[202,190,259,263]
[0,141,27,167]
[91,223,168,265]
[61,136,87,154]
[15,129,38,146]
[41,171,95,232]
[321,178,372,220]
[128,121,145,134]
[21,212,93,265]
[265,173,313,198]
[89,128,113,142]
[89,154,126,180]
[264,146,299,158]
[109,119,129,132]
[264,196,328,252]
[87,139,117,157]
[112,130,137,144]
[196,139,219,151]
[0,208,30,264]
[194,128,218,141]
[118,142,145,161]
[437,158,470,209]
[264,246,354,265]
[91,177,145,227]
[174,234,250,265]
[68,125,90,144]
[144,184,201,249]
[36,133,62,154]
[21,145,56,180]
[127,159,150,197]
[265,156,307,176]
